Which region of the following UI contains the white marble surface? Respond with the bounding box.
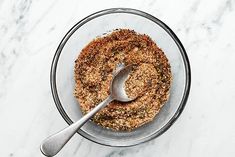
[0,0,235,156]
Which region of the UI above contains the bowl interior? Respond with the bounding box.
[53,9,189,146]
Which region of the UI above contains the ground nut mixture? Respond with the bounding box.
[74,29,172,131]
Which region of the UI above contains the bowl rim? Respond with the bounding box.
[50,8,191,147]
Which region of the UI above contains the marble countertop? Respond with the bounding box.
[0,0,235,156]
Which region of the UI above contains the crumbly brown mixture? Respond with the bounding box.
[125,63,158,99]
[74,29,172,131]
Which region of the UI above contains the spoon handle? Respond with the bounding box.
[40,95,113,156]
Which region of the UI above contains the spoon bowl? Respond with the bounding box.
[111,65,134,102]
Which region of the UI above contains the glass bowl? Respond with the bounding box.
[51,8,191,147]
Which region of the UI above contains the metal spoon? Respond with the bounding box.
[40,65,135,156]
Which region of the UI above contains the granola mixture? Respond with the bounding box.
[74,29,172,131]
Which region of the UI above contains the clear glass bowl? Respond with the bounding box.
[51,8,191,147]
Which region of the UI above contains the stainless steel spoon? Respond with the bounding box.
[40,65,135,156]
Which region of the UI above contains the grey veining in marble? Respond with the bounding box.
[0,0,235,156]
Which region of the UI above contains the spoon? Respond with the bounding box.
[40,65,135,156]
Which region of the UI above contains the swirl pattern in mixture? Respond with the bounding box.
[74,29,172,131]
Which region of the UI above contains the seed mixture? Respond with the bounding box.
[74,29,172,131]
